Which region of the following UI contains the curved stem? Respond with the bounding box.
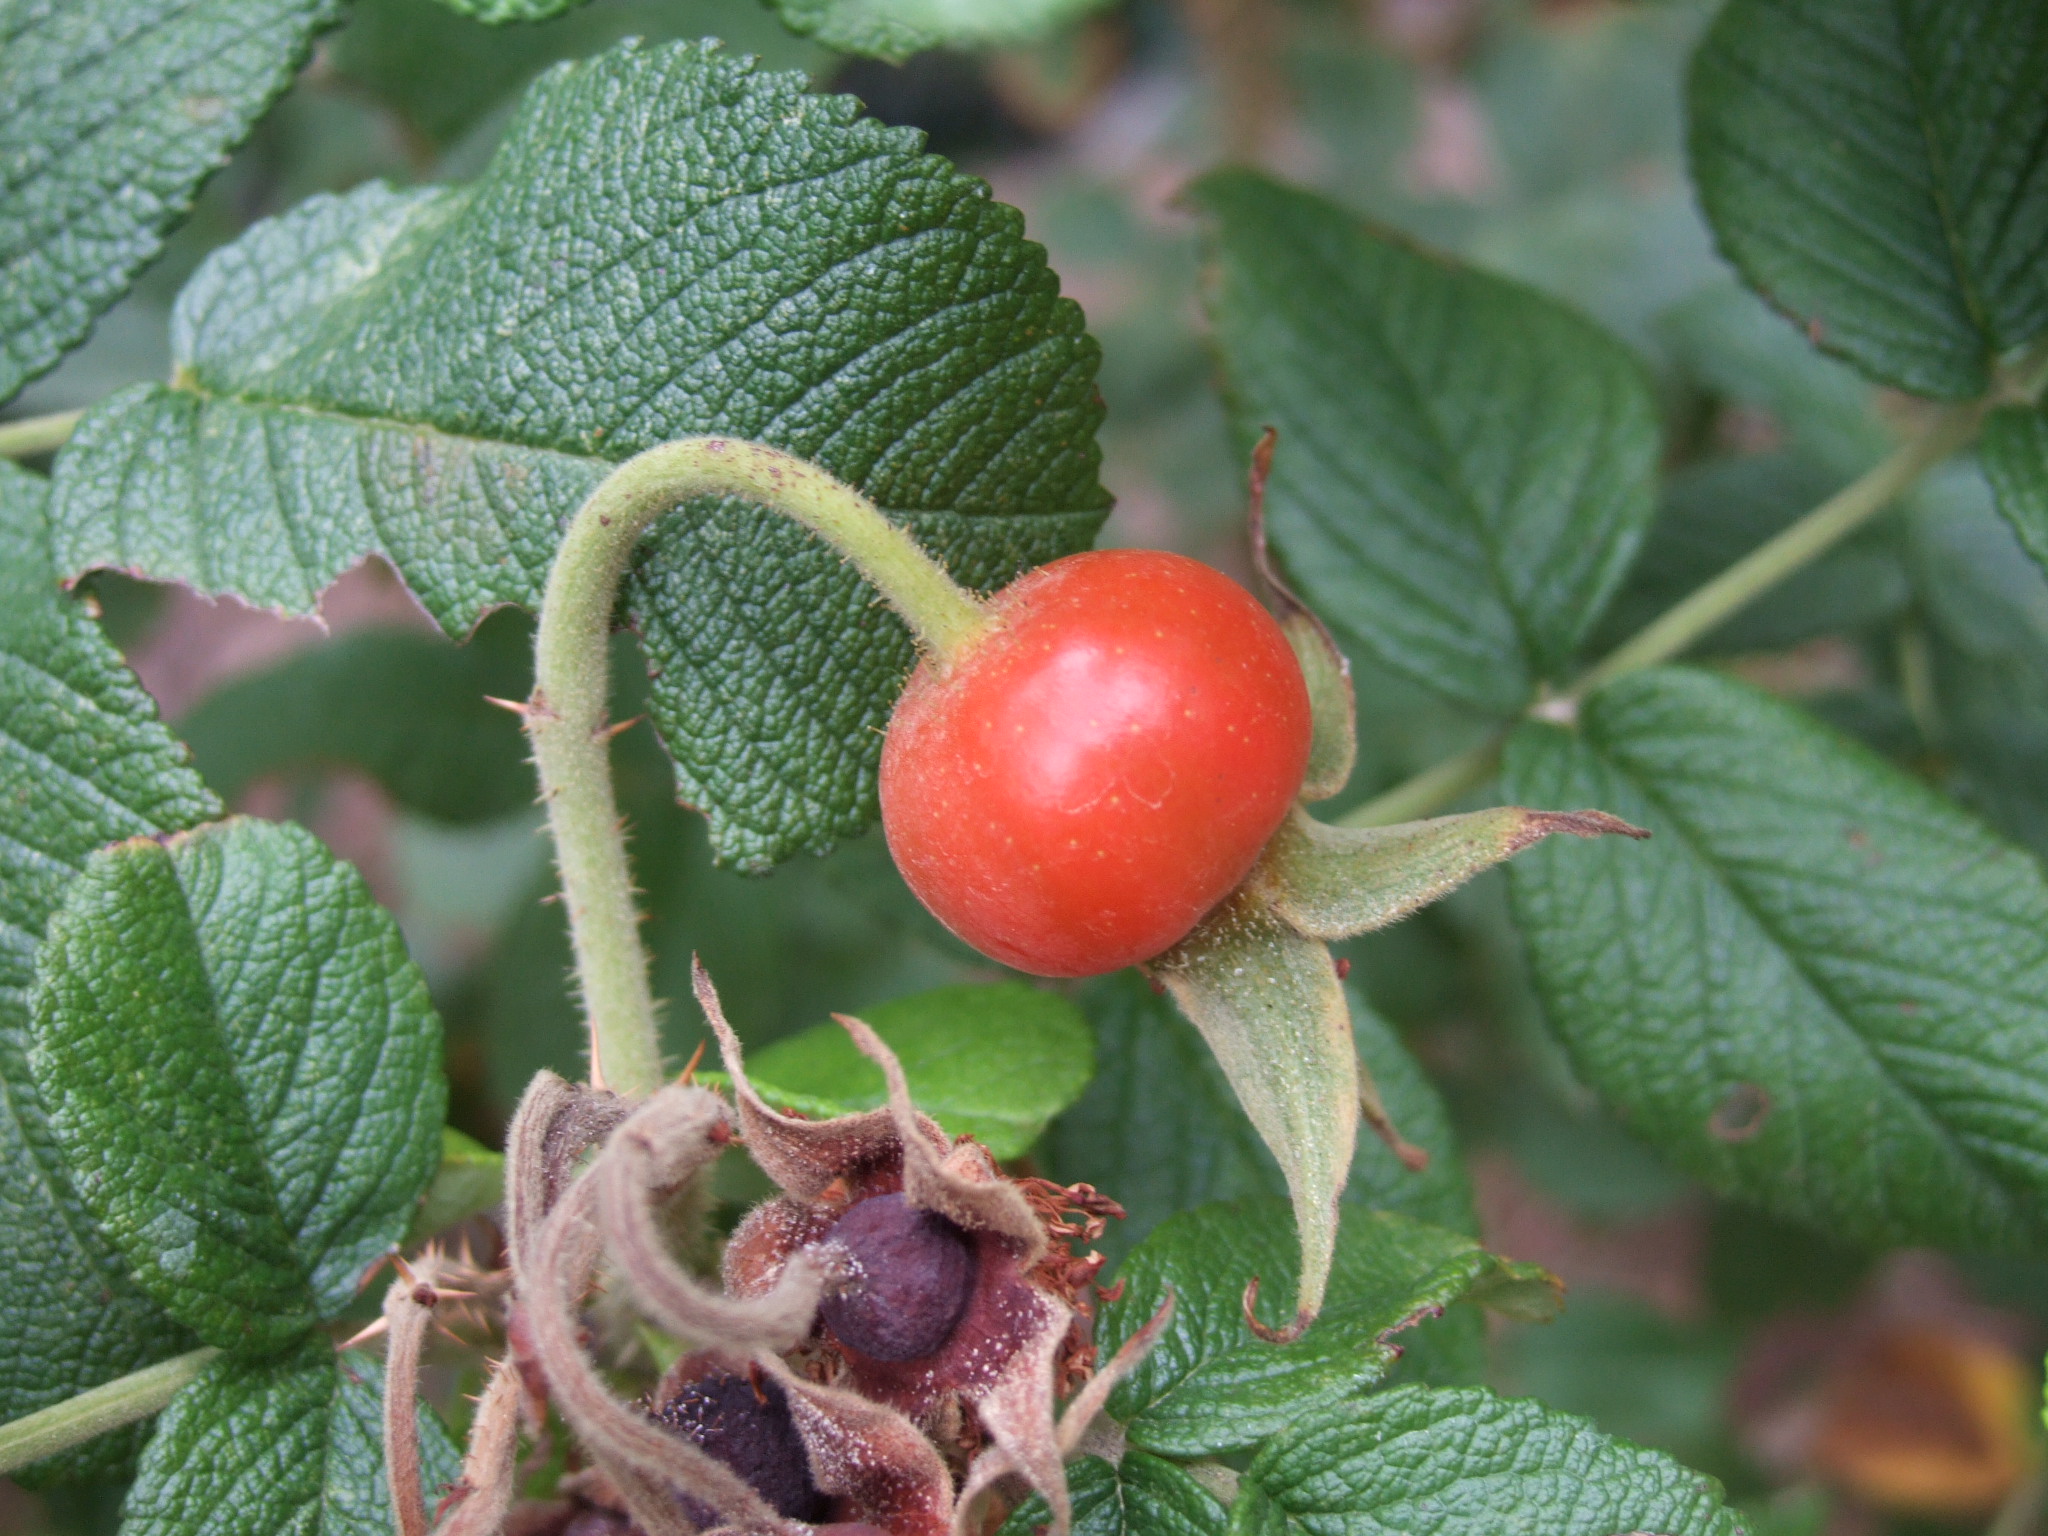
[528,437,986,1099]
[0,1346,219,1475]
[1572,399,1981,699]
[1336,735,1503,828]
[0,408,85,460]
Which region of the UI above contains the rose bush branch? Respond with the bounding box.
[523,437,989,1098]
[1339,340,2048,830]
[0,1346,219,1476]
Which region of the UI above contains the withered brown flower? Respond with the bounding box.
[697,961,1161,1536]
[388,963,1168,1536]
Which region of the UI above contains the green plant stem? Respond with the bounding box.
[0,408,84,459]
[0,1347,219,1475]
[528,436,985,1099]
[1572,400,1981,698]
[1337,736,1503,828]
[1331,396,1988,826]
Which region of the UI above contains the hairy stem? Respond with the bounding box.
[0,1346,220,1474]
[528,437,985,1098]
[1572,399,1982,698]
[0,408,84,460]
[1333,393,1991,826]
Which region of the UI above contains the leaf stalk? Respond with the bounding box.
[528,437,984,1098]
[0,1346,220,1475]
[0,408,85,460]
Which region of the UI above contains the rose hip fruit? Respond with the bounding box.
[817,1193,977,1362]
[651,1369,828,1523]
[881,549,1313,977]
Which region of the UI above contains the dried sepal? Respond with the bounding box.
[699,982,1124,1536]
[835,1013,1044,1259]
[524,1171,787,1536]
[594,1084,823,1354]
[694,959,927,1200]
[384,1251,457,1536]
[1255,802,1648,941]
[764,1357,955,1536]
[1150,889,1358,1344]
[505,1069,628,1271]
[1052,1293,1175,1459]
[1246,428,1355,803]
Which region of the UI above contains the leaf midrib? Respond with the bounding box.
[1587,703,2028,1229]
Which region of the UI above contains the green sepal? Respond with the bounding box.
[1255,802,1647,941]
[1152,892,1360,1343]
[1248,429,1356,803]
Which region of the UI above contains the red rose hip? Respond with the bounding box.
[880,548,1313,977]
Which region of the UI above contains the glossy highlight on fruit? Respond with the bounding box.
[817,1192,977,1362]
[881,549,1314,977]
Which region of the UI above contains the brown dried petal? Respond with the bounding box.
[523,1177,787,1536]
[695,960,925,1200]
[768,1359,956,1536]
[506,1070,629,1272]
[834,1015,1044,1260]
[595,1085,823,1354]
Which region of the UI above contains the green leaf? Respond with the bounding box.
[1095,1199,1558,1459]
[1233,1387,1742,1536]
[30,817,447,1352]
[0,461,217,1480]
[1192,169,1659,715]
[122,1337,462,1536]
[998,1454,1228,1536]
[50,39,1109,869]
[764,0,1109,62]
[1656,281,1890,480]
[0,0,343,406]
[727,980,1094,1160]
[178,612,535,824]
[1908,468,2048,860]
[1983,404,2048,577]
[1046,971,1475,1259]
[429,0,585,21]
[1505,666,2048,1251]
[1687,0,2048,400]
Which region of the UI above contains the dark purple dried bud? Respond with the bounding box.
[816,1193,976,1363]
[651,1370,829,1523]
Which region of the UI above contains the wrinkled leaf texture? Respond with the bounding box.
[1983,404,2048,578]
[999,1454,1228,1536]
[1233,1388,1743,1536]
[1507,667,2048,1252]
[0,0,342,405]
[1194,169,1658,716]
[1093,1199,1554,1458]
[122,1338,462,1536]
[1688,0,2048,399]
[50,40,1109,868]
[765,0,1110,63]
[30,817,446,1354]
[0,461,215,1481]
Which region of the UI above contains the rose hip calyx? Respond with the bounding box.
[650,1368,829,1523]
[815,1192,977,1362]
